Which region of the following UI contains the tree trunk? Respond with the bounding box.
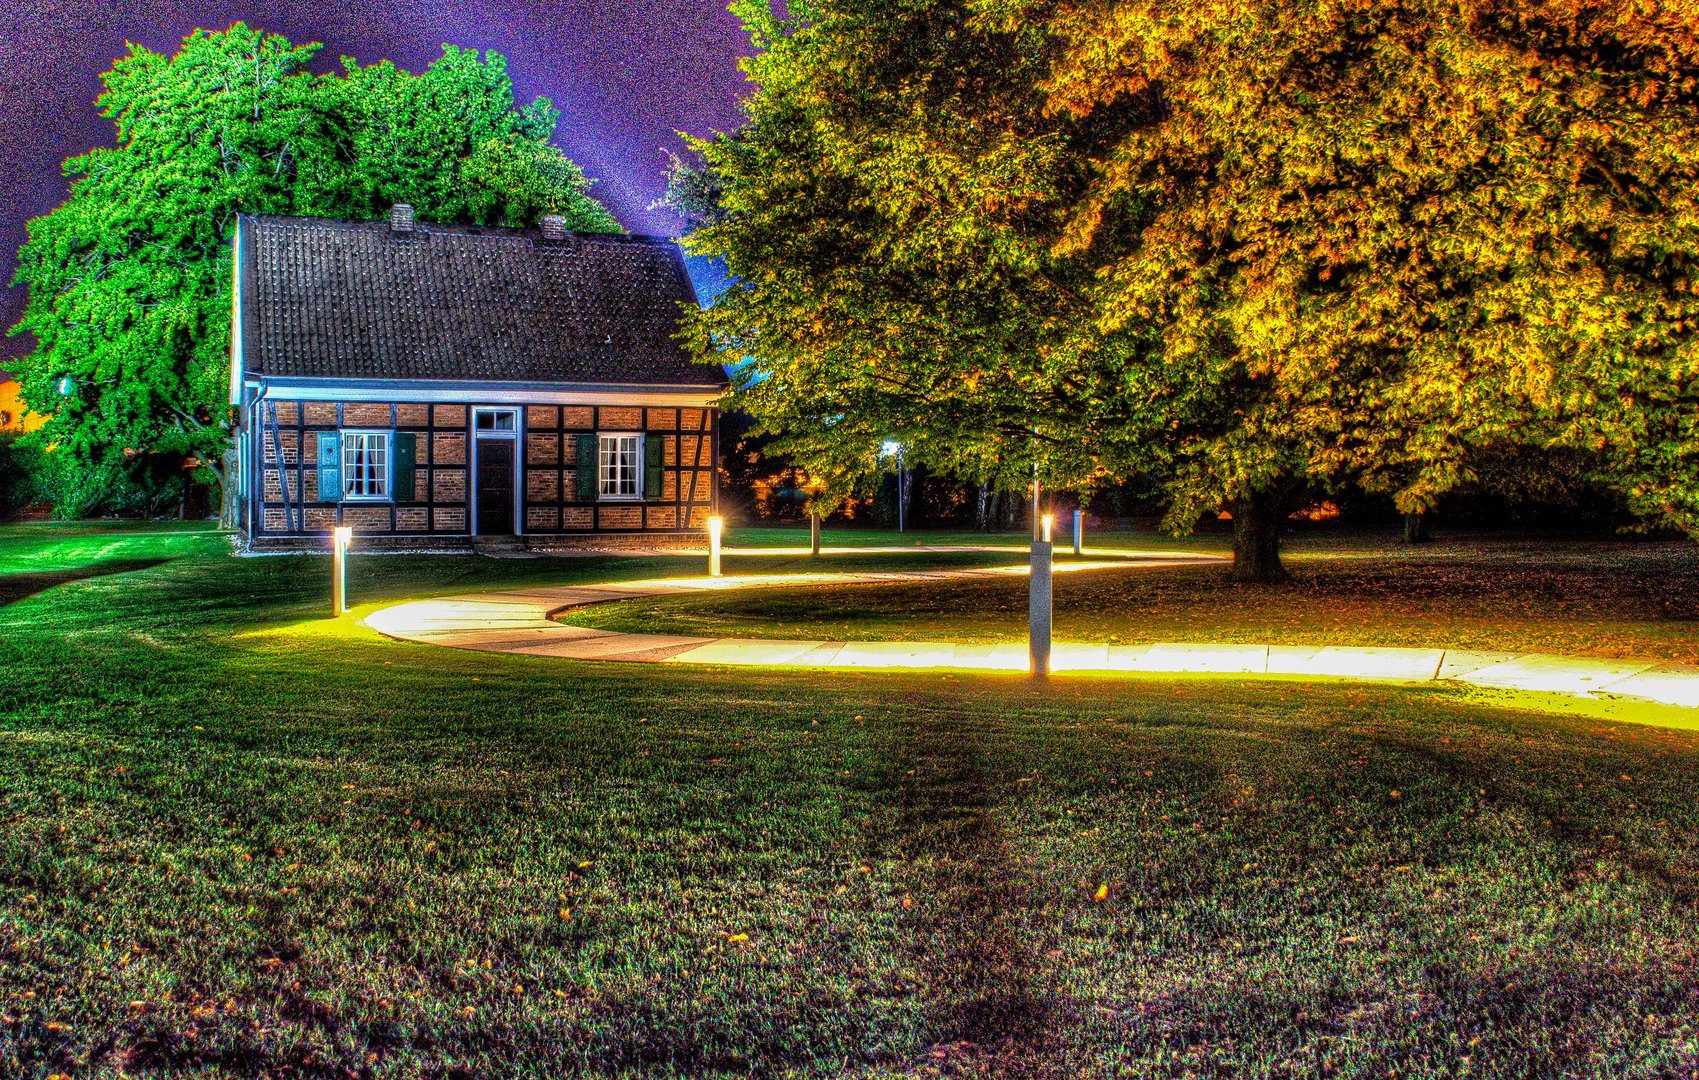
[217,446,241,532]
[1007,492,1025,532]
[1403,510,1431,544]
[1228,489,1291,583]
[975,482,992,532]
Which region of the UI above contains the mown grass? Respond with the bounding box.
[566,532,1699,664]
[3,523,1699,1078]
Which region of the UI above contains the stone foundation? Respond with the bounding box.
[240,531,706,556]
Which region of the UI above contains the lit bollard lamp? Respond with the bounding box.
[331,526,353,616]
[708,515,724,578]
[1072,508,1083,556]
[1030,532,1053,679]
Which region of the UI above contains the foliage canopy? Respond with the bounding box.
[9,23,618,489]
[685,0,1699,577]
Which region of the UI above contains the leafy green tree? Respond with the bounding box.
[681,0,1140,524]
[656,148,729,231]
[9,24,617,519]
[687,0,1699,580]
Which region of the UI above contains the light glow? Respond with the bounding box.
[1041,513,1054,542]
[331,527,353,616]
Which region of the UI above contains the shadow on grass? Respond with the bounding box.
[860,708,1050,1074]
[0,559,171,608]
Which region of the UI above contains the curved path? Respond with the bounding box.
[364,554,1699,711]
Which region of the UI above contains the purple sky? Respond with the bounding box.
[0,0,752,369]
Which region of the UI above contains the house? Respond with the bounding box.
[0,372,43,434]
[230,206,727,551]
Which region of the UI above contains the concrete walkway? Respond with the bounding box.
[363,557,1699,711]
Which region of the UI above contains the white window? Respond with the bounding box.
[475,409,517,432]
[599,433,641,499]
[342,431,390,499]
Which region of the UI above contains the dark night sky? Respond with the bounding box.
[0,0,752,370]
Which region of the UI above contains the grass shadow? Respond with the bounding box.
[0,558,171,608]
[854,701,1052,1074]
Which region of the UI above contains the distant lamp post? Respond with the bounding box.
[1031,467,1042,542]
[331,526,353,616]
[54,375,77,397]
[1072,508,1083,556]
[707,515,724,577]
[882,440,906,533]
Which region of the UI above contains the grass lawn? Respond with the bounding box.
[3,522,1699,1077]
[566,531,1699,665]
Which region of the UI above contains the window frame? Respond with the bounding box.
[473,408,519,433]
[340,429,393,502]
[597,432,644,501]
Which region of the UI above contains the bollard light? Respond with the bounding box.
[1072,508,1083,556]
[331,526,353,616]
[1041,513,1054,543]
[707,515,724,578]
[1030,538,1053,678]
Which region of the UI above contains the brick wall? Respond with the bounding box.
[251,398,717,539]
[518,404,717,535]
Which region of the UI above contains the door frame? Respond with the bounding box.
[470,407,522,537]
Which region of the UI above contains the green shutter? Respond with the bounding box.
[391,431,416,501]
[575,434,599,502]
[643,435,663,499]
[317,431,342,502]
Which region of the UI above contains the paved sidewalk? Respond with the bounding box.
[363,557,1699,710]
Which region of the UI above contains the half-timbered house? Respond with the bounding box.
[229,205,726,551]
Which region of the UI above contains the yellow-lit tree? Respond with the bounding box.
[687,0,1699,580]
[997,0,1699,577]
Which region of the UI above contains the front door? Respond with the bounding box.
[475,438,516,536]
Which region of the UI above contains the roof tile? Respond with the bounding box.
[241,214,727,387]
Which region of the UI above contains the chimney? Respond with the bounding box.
[539,214,567,240]
[389,204,415,232]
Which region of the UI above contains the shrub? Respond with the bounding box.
[0,433,40,518]
[34,453,123,520]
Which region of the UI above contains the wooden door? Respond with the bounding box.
[475,439,516,535]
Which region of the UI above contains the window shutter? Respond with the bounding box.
[391,432,416,501]
[317,431,343,502]
[643,435,663,499]
[575,434,599,502]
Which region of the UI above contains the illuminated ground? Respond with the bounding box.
[570,532,1699,662]
[369,546,1699,723]
[4,522,1698,1077]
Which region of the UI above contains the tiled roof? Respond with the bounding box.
[239,214,727,387]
